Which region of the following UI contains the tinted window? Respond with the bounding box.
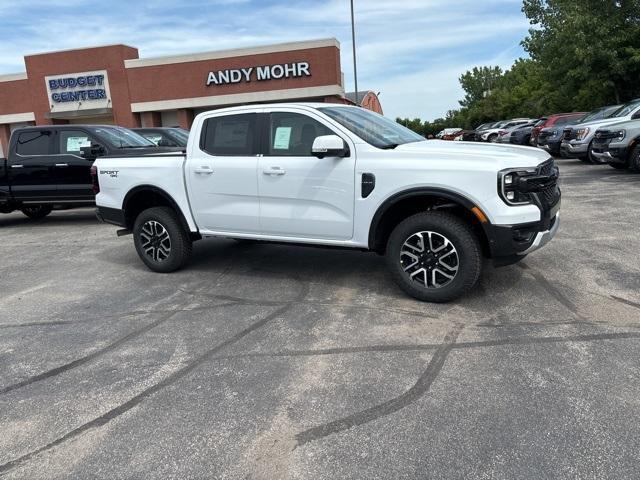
[16,131,51,156]
[58,130,93,154]
[267,112,334,156]
[201,114,257,156]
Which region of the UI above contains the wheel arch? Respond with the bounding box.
[122,185,195,238]
[368,187,492,256]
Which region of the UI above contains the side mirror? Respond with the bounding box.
[80,144,106,160]
[632,111,640,120]
[311,135,349,159]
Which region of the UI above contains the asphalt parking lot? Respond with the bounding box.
[1,158,640,479]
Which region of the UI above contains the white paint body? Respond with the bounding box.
[95,103,552,249]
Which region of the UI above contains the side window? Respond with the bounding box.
[58,130,93,154]
[15,131,52,156]
[201,114,257,156]
[267,112,334,156]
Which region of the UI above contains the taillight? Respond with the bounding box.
[90,165,100,194]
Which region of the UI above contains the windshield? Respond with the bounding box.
[609,99,640,118]
[93,126,156,148]
[319,106,424,149]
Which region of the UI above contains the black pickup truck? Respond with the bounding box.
[0,125,180,219]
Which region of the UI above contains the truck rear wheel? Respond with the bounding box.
[21,205,52,219]
[385,212,482,303]
[133,207,192,273]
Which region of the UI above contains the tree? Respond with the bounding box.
[458,66,504,107]
[522,0,640,107]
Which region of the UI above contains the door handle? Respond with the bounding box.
[11,164,24,169]
[263,167,286,176]
[55,163,69,167]
[194,166,214,174]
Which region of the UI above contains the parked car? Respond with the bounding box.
[473,122,501,141]
[132,127,189,147]
[0,125,180,219]
[536,114,589,156]
[510,119,546,146]
[496,121,538,144]
[94,103,560,303]
[452,130,477,141]
[480,119,533,143]
[530,113,584,147]
[591,119,640,171]
[561,100,640,163]
[436,128,463,140]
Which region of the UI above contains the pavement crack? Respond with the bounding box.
[0,279,309,476]
[294,324,463,446]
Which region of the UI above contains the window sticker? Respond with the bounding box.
[145,134,163,145]
[67,136,91,152]
[273,127,292,150]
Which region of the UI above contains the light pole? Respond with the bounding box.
[350,0,359,106]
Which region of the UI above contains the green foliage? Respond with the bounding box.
[398,0,640,132]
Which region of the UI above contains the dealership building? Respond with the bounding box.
[0,38,382,155]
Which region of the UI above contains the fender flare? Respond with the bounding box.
[122,185,192,233]
[367,187,491,250]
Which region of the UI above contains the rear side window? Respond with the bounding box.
[15,131,51,156]
[201,114,257,156]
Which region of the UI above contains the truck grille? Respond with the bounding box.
[592,130,614,150]
[562,128,577,141]
[537,159,560,207]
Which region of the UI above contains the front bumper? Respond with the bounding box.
[560,141,588,155]
[539,139,562,155]
[519,212,560,255]
[591,146,629,165]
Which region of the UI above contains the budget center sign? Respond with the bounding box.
[45,70,112,113]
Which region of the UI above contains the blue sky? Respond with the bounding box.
[0,0,530,120]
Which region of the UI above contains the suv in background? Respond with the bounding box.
[591,119,640,171]
[561,100,640,163]
[496,121,537,144]
[132,127,189,147]
[530,113,585,147]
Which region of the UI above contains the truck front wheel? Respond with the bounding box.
[386,212,482,303]
[21,205,53,219]
[133,207,192,273]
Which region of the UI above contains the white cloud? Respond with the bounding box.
[0,0,530,120]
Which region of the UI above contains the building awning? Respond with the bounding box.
[45,107,113,120]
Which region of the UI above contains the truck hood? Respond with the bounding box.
[569,116,630,130]
[394,140,550,169]
[594,118,640,131]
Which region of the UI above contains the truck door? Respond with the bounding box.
[8,129,57,200]
[257,110,355,240]
[186,112,261,234]
[53,129,98,200]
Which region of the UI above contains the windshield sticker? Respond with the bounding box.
[273,127,292,149]
[67,136,91,152]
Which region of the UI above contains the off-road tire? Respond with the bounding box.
[386,211,482,303]
[21,205,53,219]
[133,207,192,273]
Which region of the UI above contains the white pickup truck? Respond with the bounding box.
[94,103,561,302]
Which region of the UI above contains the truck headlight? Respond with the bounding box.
[615,130,626,142]
[498,168,537,205]
[576,127,590,140]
